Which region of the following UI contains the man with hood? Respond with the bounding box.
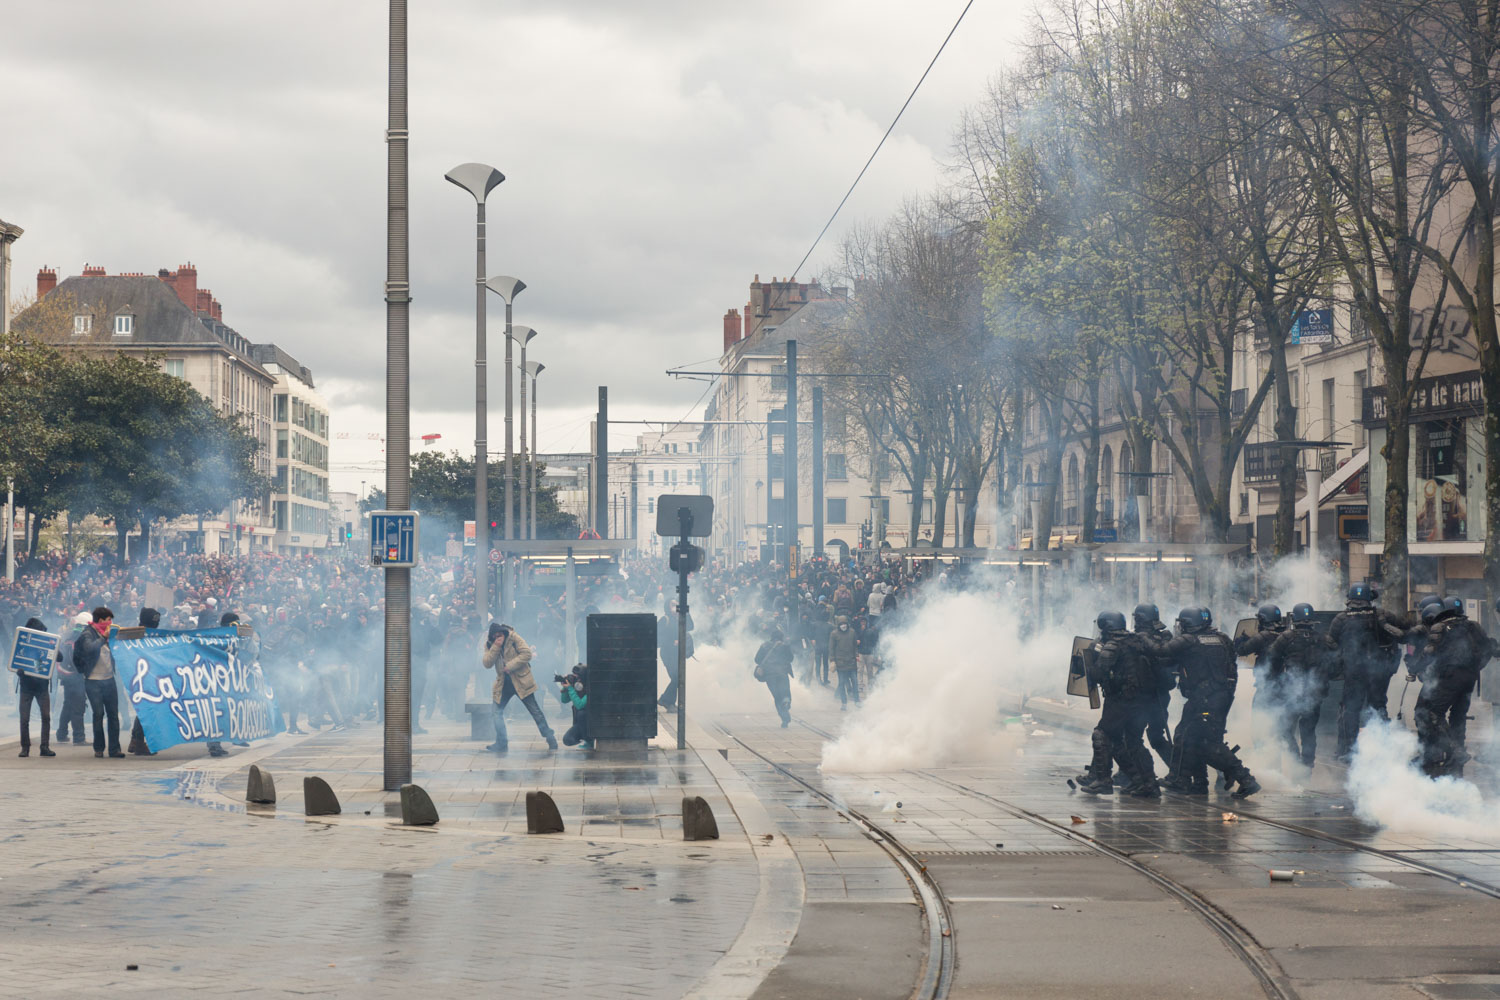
[828,614,859,709]
[754,627,795,727]
[483,623,557,752]
[16,616,56,757]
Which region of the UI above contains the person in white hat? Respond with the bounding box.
[53,612,94,745]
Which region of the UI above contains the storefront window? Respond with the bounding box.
[1414,420,1468,540]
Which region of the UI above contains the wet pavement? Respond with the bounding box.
[2,698,1498,999]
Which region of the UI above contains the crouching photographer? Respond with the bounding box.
[554,664,591,750]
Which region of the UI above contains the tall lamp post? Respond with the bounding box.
[384,0,414,791]
[510,325,538,537]
[445,162,505,624]
[527,361,545,540]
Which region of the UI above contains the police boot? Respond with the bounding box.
[1076,774,1114,795]
[1125,777,1161,799]
[1230,772,1261,799]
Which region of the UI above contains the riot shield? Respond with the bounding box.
[1067,636,1101,709]
[1233,618,1260,644]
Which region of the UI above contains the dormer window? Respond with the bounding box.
[73,314,92,336]
[113,314,134,337]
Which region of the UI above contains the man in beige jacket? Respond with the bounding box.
[482,622,558,753]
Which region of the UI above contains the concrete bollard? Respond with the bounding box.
[682,795,720,841]
[526,790,564,834]
[303,776,341,817]
[400,783,440,826]
[246,765,276,805]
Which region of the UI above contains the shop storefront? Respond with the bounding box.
[1362,369,1488,605]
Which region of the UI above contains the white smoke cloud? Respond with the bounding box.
[1346,717,1500,838]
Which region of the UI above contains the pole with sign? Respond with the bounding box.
[658,495,711,751]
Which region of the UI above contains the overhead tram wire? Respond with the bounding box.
[787,0,976,282]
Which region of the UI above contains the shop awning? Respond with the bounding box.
[1296,445,1369,520]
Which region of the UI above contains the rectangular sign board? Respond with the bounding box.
[370,510,420,568]
[655,495,713,538]
[9,627,59,681]
[1291,308,1334,345]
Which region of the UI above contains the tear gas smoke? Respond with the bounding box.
[1347,717,1500,839]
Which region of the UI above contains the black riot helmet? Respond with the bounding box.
[1290,603,1316,626]
[1096,610,1128,636]
[1421,601,1444,625]
[1255,604,1283,626]
[1441,595,1465,619]
[1131,603,1160,630]
[1347,582,1377,605]
[1417,593,1442,611]
[1176,606,1212,633]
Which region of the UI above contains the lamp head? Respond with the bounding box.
[484,274,526,303]
[444,162,505,201]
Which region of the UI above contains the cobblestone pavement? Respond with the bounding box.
[0,717,766,1000]
[6,693,1500,1000]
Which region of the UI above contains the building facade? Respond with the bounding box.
[698,276,1002,565]
[251,345,331,552]
[18,263,323,555]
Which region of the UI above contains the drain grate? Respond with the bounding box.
[918,849,1098,858]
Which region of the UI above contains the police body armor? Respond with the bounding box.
[1096,632,1156,701]
[1425,617,1489,681]
[1175,630,1236,707]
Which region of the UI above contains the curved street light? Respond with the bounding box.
[445,162,505,620]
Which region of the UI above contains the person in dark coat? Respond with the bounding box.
[828,615,859,709]
[1327,582,1406,760]
[1413,597,1491,777]
[55,612,91,745]
[16,617,56,758]
[754,628,795,727]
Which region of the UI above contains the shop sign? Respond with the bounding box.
[1362,370,1484,426]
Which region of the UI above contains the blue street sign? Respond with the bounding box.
[1290,308,1334,345]
[1091,528,1118,543]
[8,627,60,680]
[370,510,420,568]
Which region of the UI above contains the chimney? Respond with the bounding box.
[722,308,742,353]
[195,289,213,315]
[210,298,222,321]
[164,263,198,310]
[82,264,106,277]
[36,267,57,299]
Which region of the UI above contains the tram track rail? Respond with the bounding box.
[715,720,955,1000]
[791,719,1297,1000]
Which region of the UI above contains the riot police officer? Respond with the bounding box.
[1078,611,1159,798]
[1412,596,1490,777]
[1162,607,1260,798]
[1236,603,1286,744]
[1132,603,1176,773]
[1268,603,1335,768]
[1328,582,1406,760]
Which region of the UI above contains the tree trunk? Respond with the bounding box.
[906,445,929,546]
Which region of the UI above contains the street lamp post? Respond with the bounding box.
[384,0,414,791]
[445,162,506,625]
[510,325,538,537]
[485,277,525,618]
[527,361,545,540]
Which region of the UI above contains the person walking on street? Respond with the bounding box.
[1412,596,1491,777]
[16,616,56,758]
[657,601,694,710]
[55,612,90,745]
[754,627,795,727]
[483,623,557,753]
[828,615,859,709]
[73,606,124,758]
[1328,582,1406,760]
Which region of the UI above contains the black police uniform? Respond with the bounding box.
[1082,630,1158,795]
[1414,613,1490,775]
[1267,625,1335,767]
[1163,624,1257,795]
[1135,620,1176,768]
[1328,602,1405,757]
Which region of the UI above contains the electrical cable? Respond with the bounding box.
[788,0,976,281]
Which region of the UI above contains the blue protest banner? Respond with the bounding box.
[8,628,59,681]
[118,626,281,751]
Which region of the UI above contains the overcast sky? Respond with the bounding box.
[2,0,1031,494]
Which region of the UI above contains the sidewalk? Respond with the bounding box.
[0,714,775,1000]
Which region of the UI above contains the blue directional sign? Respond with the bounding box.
[1290,308,1334,345]
[8,627,60,681]
[370,510,420,568]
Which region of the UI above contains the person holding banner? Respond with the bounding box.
[16,617,57,757]
[73,606,124,758]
